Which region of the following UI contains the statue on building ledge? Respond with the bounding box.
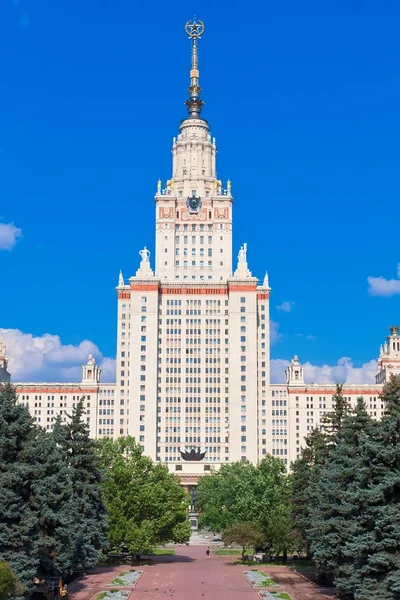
[234,242,252,278]
[135,246,154,278]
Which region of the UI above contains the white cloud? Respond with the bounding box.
[0,328,115,383]
[367,263,400,297]
[270,321,282,345]
[306,335,317,340]
[271,359,290,383]
[0,222,22,250]
[276,301,294,313]
[271,356,377,385]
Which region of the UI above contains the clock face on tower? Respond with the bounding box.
[187,195,202,214]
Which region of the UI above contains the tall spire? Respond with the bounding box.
[184,18,205,118]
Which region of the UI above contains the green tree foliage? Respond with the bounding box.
[321,384,351,438]
[291,427,327,555]
[53,400,107,571]
[0,384,38,594]
[26,428,76,578]
[292,378,400,599]
[96,437,190,557]
[1,387,106,592]
[291,384,351,562]
[222,523,264,561]
[0,561,23,600]
[197,456,294,557]
[340,377,400,599]
[308,398,373,586]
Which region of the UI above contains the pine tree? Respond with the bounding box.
[292,385,350,568]
[308,398,373,591]
[53,400,107,571]
[321,383,351,438]
[291,427,328,556]
[25,428,76,579]
[0,384,38,594]
[341,376,400,600]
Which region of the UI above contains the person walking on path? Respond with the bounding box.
[206,547,211,559]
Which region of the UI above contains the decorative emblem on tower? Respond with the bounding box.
[185,19,205,39]
[186,191,202,213]
[184,18,205,118]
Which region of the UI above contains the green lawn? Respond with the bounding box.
[150,548,175,556]
[214,549,252,556]
[234,558,316,570]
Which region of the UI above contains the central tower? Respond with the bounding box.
[115,20,271,478]
[155,20,233,283]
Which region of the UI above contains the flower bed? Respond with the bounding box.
[107,571,143,587]
[96,590,131,600]
[243,570,277,588]
[258,592,291,600]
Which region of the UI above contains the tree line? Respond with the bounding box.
[0,384,190,597]
[196,377,400,600]
[292,378,400,599]
[2,376,400,600]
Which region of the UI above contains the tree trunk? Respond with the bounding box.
[242,547,246,562]
[283,549,288,564]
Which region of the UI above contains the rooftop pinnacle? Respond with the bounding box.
[184,18,205,118]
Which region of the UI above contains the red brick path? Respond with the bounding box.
[68,547,336,600]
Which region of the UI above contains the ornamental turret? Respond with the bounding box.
[0,339,11,383]
[376,326,400,383]
[286,355,305,386]
[81,354,101,385]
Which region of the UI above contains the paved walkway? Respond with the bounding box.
[68,547,336,600]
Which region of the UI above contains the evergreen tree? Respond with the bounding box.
[291,427,328,556]
[0,384,38,594]
[25,428,76,579]
[308,398,373,589]
[321,384,350,437]
[341,377,400,599]
[53,400,107,571]
[291,385,350,566]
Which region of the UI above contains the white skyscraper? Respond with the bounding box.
[114,19,271,480]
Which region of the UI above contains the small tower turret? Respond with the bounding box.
[0,339,11,383]
[376,326,400,384]
[81,354,101,385]
[285,355,305,386]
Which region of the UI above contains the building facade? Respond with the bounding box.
[1,21,399,480]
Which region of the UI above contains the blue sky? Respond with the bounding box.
[1,0,399,382]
